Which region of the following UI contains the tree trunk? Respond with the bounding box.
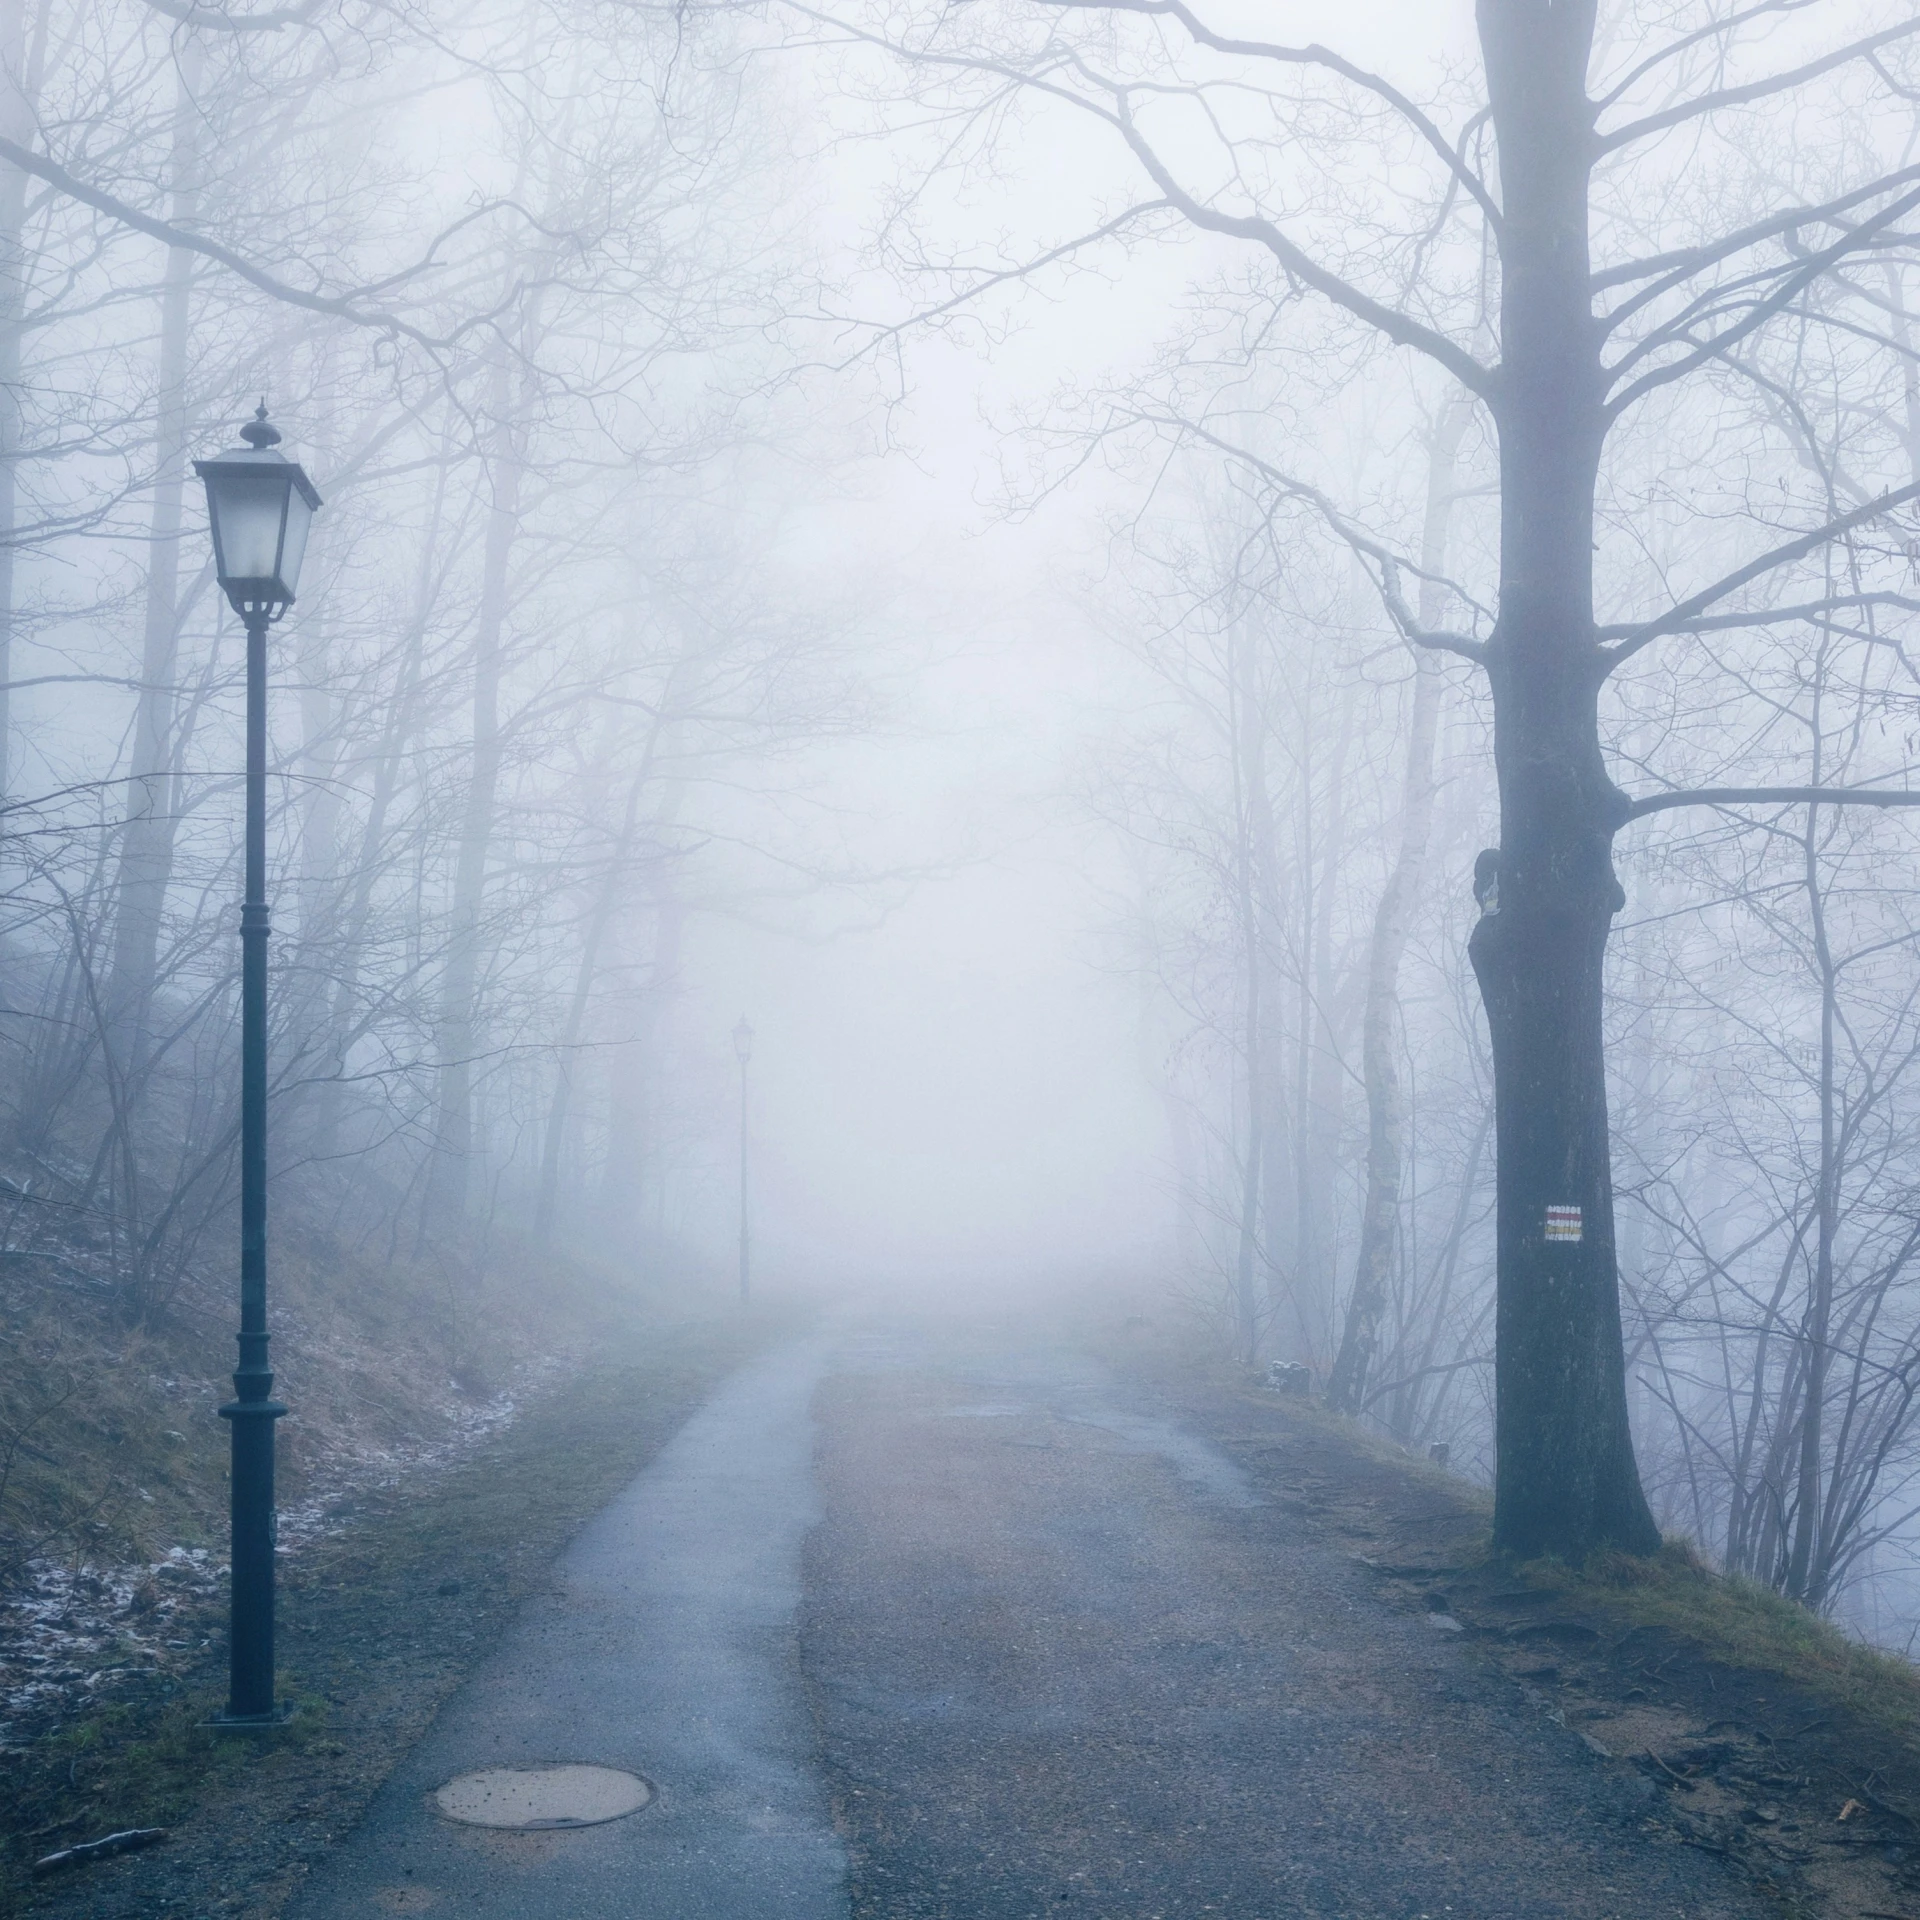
[1889,267,1920,481]
[310,446,450,1165]
[1470,0,1660,1559]
[1328,401,1471,1413]
[1786,771,1837,1604]
[422,359,519,1236]
[105,35,203,1070]
[596,865,684,1244]
[1244,625,1289,1341]
[1229,617,1265,1365]
[284,608,341,1072]
[1286,670,1317,1337]
[1301,678,1354,1356]
[533,687,675,1242]
[0,0,48,809]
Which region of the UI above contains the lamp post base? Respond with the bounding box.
[202,1704,293,1734]
[218,1391,285,1725]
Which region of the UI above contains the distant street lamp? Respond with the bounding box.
[195,404,322,1727]
[733,1016,753,1305]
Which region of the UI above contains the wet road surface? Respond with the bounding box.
[285,1338,843,1920]
[287,1321,1770,1919]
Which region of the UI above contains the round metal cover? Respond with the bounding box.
[432,1764,653,1830]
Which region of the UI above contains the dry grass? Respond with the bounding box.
[1526,1538,1920,1756]
[0,1226,683,1591]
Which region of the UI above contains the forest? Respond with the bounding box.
[1,0,1919,1799]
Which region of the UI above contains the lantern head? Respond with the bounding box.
[194,403,323,619]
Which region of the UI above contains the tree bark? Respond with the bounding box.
[1470,0,1659,1558]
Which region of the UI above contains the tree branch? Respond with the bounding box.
[0,137,555,354]
[1605,188,1920,417]
[1378,559,1485,663]
[1592,164,1920,314]
[809,198,1175,369]
[1039,0,1503,232]
[1103,94,1493,399]
[1591,0,1823,114]
[776,3,1495,400]
[1134,411,1491,660]
[139,0,326,29]
[1599,484,1920,669]
[1597,18,1920,154]
[1597,592,1920,642]
[1623,786,1920,822]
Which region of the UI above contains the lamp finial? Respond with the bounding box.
[240,401,280,451]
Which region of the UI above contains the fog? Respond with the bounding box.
[7,0,1920,1655]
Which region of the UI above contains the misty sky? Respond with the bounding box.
[681,338,1173,1286]
[668,0,1495,1288]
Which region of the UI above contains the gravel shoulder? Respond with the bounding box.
[1127,1349,1920,1920]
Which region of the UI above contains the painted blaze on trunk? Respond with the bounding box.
[1471,0,1660,1558]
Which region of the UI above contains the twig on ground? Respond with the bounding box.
[32,1826,168,1874]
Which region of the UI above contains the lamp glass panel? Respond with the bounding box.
[278,488,314,599]
[209,470,291,585]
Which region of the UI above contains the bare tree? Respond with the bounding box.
[792,0,1920,1558]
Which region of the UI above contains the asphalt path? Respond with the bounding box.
[287,1319,1772,1919]
[284,1336,844,1920]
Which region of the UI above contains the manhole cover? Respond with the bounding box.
[432,1765,653,1830]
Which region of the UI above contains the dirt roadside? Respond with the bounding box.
[1124,1350,1920,1920]
[0,1308,779,1920]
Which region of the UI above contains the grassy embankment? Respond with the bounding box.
[1267,1380,1920,1787]
[1,1227,783,1919]
[1091,1295,1920,1788]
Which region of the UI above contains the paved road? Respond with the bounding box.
[288,1320,1770,1919]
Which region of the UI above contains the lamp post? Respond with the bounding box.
[195,404,322,1727]
[733,1016,753,1305]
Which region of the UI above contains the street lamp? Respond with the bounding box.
[195,403,322,1727]
[732,1016,753,1305]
